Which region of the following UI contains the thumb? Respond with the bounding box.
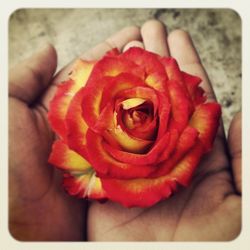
[228,112,242,194]
[9,43,57,104]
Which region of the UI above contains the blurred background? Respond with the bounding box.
[9,9,241,133]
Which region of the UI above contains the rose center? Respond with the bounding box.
[120,99,154,129]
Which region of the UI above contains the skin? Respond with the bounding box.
[9,20,241,241]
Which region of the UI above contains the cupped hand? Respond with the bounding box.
[9,26,142,241]
[87,20,242,241]
[9,20,241,241]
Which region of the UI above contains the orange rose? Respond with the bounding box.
[48,47,221,207]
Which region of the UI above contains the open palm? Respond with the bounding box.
[9,20,241,241]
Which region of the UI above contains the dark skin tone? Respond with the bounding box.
[9,20,241,241]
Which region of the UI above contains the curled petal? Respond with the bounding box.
[103,130,178,165]
[121,98,146,110]
[182,71,206,105]
[161,57,183,83]
[156,91,171,139]
[69,59,95,86]
[189,103,221,151]
[115,86,159,115]
[168,80,193,132]
[49,140,90,171]
[168,141,204,186]
[145,74,167,92]
[109,126,152,153]
[48,60,94,139]
[101,140,204,207]
[66,88,89,157]
[121,112,157,140]
[100,73,146,110]
[103,132,169,165]
[86,130,156,179]
[101,175,177,208]
[48,80,74,139]
[151,126,199,177]
[49,140,106,199]
[86,56,145,82]
[122,47,168,91]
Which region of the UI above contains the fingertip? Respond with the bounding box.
[122,25,141,40]
[141,19,166,34]
[168,29,201,65]
[38,43,58,77]
[9,43,58,103]
[44,43,57,67]
[168,29,190,43]
[141,19,169,56]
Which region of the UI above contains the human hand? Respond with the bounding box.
[8,25,142,241]
[9,20,241,241]
[87,20,242,241]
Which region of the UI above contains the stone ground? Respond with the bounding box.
[9,9,241,133]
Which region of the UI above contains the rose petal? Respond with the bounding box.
[49,140,91,171]
[149,126,199,178]
[122,47,165,74]
[49,140,106,199]
[101,175,177,208]
[145,74,167,92]
[189,103,221,151]
[69,59,95,86]
[168,80,193,132]
[121,98,146,110]
[48,80,74,140]
[101,140,204,207]
[48,60,94,139]
[182,71,206,105]
[100,73,146,111]
[87,55,145,80]
[122,47,168,91]
[168,141,204,186]
[103,130,178,165]
[86,129,156,179]
[109,125,153,153]
[156,91,171,139]
[66,87,89,157]
[161,57,183,83]
[103,132,169,165]
[115,86,159,116]
[121,111,157,140]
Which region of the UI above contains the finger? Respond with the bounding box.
[141,19,170,56]
[168,29,226,155]
[228,112,242,194]
[9,44,57,104]
[168,29,217,102]
[123,40,144,52]
[41,26,141,110]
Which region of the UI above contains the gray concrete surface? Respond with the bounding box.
[9,9,241,133]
